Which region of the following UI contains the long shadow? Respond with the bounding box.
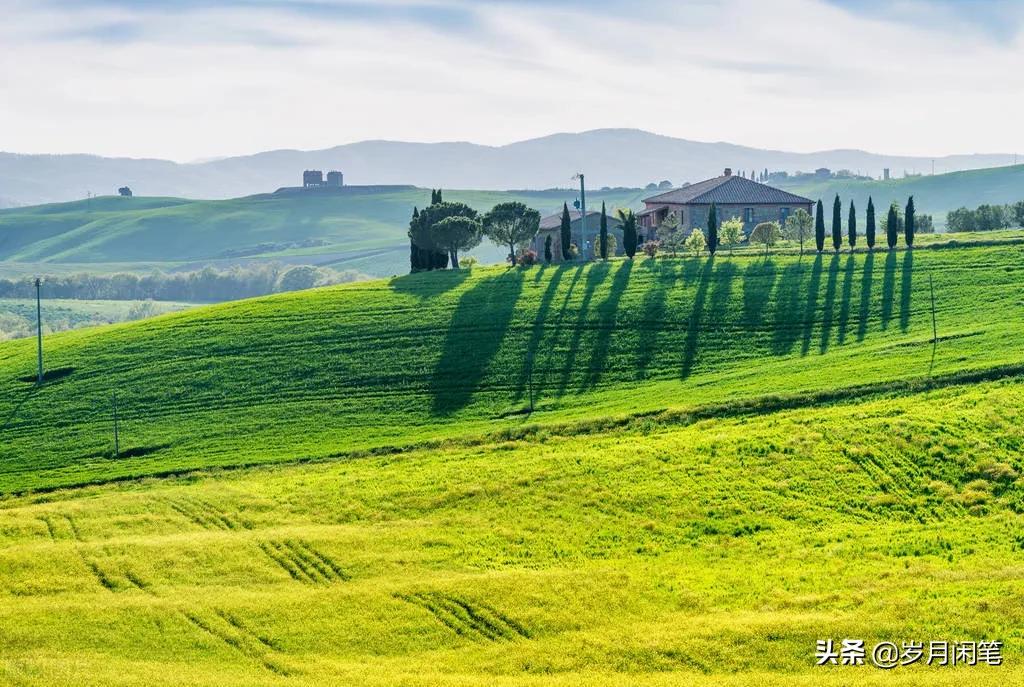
[819,254,840,354]
[880,250,897,330]
[856,252,875,342]
[680,257,715,380]
[633,261,678,381]
[556,263,610,397]
[1,385,38,433]
[770,261,806,355]
[430,269,525,416]
[584,261,634,390]
[800,255,824,356]
[899,250,914,332]
[513,266,566,402]
[742,259,777,329]
[837,255,855,345]
[389,268,472,298]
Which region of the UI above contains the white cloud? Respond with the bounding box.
[1,0,1022,160]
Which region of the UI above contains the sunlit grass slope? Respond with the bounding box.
[1,243,1022,493]
[1,379,1022,685]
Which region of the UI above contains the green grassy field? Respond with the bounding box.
[0,298,193,341]
[1,241,1023,684]
[0,188,651,279]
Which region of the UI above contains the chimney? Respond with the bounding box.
[724,168,732,177]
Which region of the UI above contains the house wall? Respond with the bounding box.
[682,203,814,235]
[532,218,625,262]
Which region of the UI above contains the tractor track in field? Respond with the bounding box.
[398,591,531,642]
[181,609,293,676]
[165,497,248,531]
[259,539,349,585]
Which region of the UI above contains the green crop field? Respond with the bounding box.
[1,240,1023,685]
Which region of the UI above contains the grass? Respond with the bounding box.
[1,239,1023,684]
[0,188,650,278]
[0,298,193,340]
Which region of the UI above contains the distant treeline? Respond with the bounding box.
[0,264,366,303]
[947,202,1024,233]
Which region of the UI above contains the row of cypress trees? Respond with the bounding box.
[813,195,916,252]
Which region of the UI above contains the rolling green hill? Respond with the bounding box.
[1,242,1023,685]
[780,164,1024,226]
[0,188,651,278]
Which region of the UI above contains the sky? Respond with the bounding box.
[2,0,1023,161]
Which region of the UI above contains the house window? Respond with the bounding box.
[780,207,790,224]
[744,208,754,223]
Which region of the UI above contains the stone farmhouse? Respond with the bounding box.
[639,168,813,238]
[532,209,624,262]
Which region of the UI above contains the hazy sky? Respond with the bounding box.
[2,0,1023,161]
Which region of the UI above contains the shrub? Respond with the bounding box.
[514,248,538,266]
[642,240,661,258]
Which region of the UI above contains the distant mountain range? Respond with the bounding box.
[0,128,1019,206]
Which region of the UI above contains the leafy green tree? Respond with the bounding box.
[831,194,842,252]
[815,199,826,252]
[600,233,618,258]
[866,197,876,250]
[707,204,719,255]
[618,209,638,258]
[1014,201,1024,227]
[886,203,899,249]
[905,196,916,248]
[599,202,609,260]
[750,221,782,257]
[656,212,684,257]
[782,209,813,256]
[560,203,572,261]
[416,202,479,269]
[847,201,857,251]
[433,216,482,269]
[685,227,706,256]
[482,201,541,266]
[719,217,745,255]
[544,234,553,264]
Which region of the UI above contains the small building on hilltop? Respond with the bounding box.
[639,168,813,237]
[532,209,624,262]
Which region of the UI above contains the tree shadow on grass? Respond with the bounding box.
[584,260,633,390]
[633,261,677,381]
[900,250,914,332]
[512,265,566,403]
[742,259,777,329]
[837,255,855,345]
[856,252,875,342]
[430,269,525,416]
[388,267,472,299]
[770,261,806,356]
[680,257,716,380]
[819,254,840,354]
[881,250,897,330]
[800,255,824,356]
[1,385,38,434]
[556,262,611,397]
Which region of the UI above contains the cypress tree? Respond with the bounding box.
[559,202,572,261]
[831,194,842,252]
[544,234,553,263]
[887,203,898,249]
[408,206,421,272]
[599,202,609,260]
[848,201,857,251]
[866,197,876,250]
[815,199,826,253]
[905,196,916,248]
[435,189,443,204]
[707,203,719,255]
[430,189,437,204]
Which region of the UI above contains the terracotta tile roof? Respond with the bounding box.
[643,175,813,206]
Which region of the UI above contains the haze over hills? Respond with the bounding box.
[1,128,1018,206]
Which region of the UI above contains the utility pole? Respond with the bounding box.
[574,173,587,260]
[35,278,43,385]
